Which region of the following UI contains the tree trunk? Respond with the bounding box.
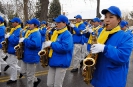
[96,0,101,18]
[39,0,49,21]
[23,0,28,22]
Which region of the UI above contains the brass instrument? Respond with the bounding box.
[38,28,51,68]
[80,26,93,34]
[82,32,98,84]
[1,27,9,53]
[14,30,24,60]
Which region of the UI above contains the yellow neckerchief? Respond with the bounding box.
[97,26,121,44]
[73,21,83,34]
[49,27,67,57]
[0,23,4,26]
[93,25,101,32]
[24,28,38,38]
[40,25,46,30]
[10,25,21,35]
[88,25,101,44]
[23,26,29,30]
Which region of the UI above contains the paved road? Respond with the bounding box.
[0,52,133,87]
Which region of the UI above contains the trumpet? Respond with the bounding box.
[80,26,93,34]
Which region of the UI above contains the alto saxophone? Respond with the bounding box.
[38,28,51,68]
[82,32,98,84]
[1,27,9,53]
[14,30,24,60]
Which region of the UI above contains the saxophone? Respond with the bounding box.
[82,31,98,84]
[38,28,51,68]
[14,29,24,60]
[1,27,9,53]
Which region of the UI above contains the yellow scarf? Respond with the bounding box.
[10,25,21,35]
[40,26,46,30]
[49,27,67,57]
[88,25,101,44]
[24,28,38,38]
[73,21,83,34]
[97,26,121,44]
[23,26,29,30]
[0,23,4,26]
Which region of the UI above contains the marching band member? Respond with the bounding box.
[23,20,30,31]
[0,16,7,75]
[39,21,47,44]
[70,15,86,72]
[42,15,73,87]
[120,20,132,35]
[5,17,22,84]
[87,17,103,52]
[90,6,133,87]
[19,18,41,87]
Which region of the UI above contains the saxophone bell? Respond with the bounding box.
[38,50,46,56]
[14,45,20,50]
[83,57,95,67]
[1,41,6,45]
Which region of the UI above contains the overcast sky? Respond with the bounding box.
[57,0,133,19]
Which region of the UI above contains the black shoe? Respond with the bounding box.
[6,80,17,84]
[3,55,8,61]
[71,68,78,72]
[0,72,1,75]
[19,73,23,78]
[4,65,10,71]
[80,60,83,68]
[34,78,41,87]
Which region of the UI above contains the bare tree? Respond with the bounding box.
[39,0,49,21]
[96,0,101,18]
[23,0,28,22]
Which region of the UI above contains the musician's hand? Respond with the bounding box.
[90,43,105,53]
[86,27,93,33]
[70,23,75,28]
[5,33,10,38]
[19,38,25,43]
[43,41,52,48]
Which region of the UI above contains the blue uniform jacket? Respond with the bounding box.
[22,31,41,64]
[0,25,5,48]
[39,27,47,43]
[49,30,73,68]
[73,23,86,44]
[91,30,133,87]
[7,28,22,54]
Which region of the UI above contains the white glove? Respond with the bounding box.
[5,33,10,38]
[70,23,75,28]
[19,38,25,43]
[43,41,52,48]
[90,43,105,53]
[86,27,93,33]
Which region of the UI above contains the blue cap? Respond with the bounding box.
[25,20,30,24]
[84,21,88,26]
[101,6,121,18]
[10,17,21,23]
[74,15,82,19]
[0,16,4,22]
[120,20,128,28]
[53,15,69,24]
[28,18,40,27]
[41,21,47,24]
[125,21,128,25]
[92,17,101,22]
